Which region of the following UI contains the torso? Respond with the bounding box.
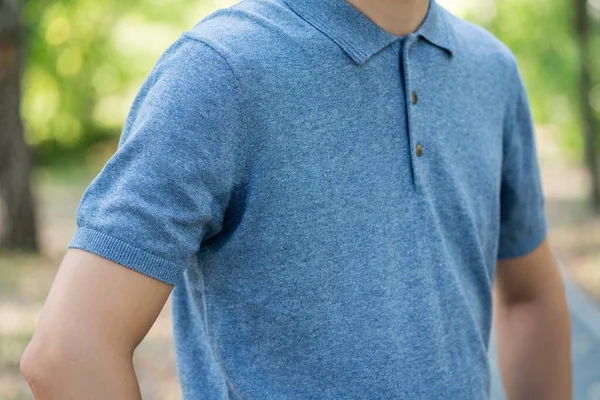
[172,0,517,398]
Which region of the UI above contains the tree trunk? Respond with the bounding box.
[0,0,38,251]
[574,0,600,213]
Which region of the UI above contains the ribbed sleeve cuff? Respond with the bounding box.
[497,215,548,260]
[68,226,184,285]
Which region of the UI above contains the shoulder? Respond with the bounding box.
[118,28,249,145]
[442,8,520,84]
[439,7,525,113]
[135,33,243,114]
[443,9,514,62]
[182,0,305,68]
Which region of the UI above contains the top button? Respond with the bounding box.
[411,92,418,105]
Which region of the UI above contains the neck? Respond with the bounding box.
[345,0,430,37]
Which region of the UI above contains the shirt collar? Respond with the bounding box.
[281,0,455,65]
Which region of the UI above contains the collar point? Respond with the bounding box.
[347,49,372,66]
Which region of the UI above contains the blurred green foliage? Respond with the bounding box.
[18,0,600,165]
[20,0,231,165]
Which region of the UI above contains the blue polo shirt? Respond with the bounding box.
[68,0,547,397]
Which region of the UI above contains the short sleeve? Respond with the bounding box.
[497,58,547,259]
[68,33,247,285]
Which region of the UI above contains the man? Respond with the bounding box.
[21,0,572,398]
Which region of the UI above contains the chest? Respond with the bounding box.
[243,41,506,209]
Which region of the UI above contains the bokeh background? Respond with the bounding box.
[1,0,600,398]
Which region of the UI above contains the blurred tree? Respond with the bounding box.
[574,0,600,212]
[0,0,39,250]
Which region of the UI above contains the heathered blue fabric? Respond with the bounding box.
[68,0,548,398]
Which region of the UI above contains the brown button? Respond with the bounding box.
[411,92,418,105]
[416,143,423,157]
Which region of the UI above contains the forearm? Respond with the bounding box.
[494,283,572,399]
[21,341,142,400]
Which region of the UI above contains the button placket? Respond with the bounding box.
[401,34,422,191]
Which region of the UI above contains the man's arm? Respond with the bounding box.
[493,237,572,400]
[20,248,172,399]
[19,33,247,399]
